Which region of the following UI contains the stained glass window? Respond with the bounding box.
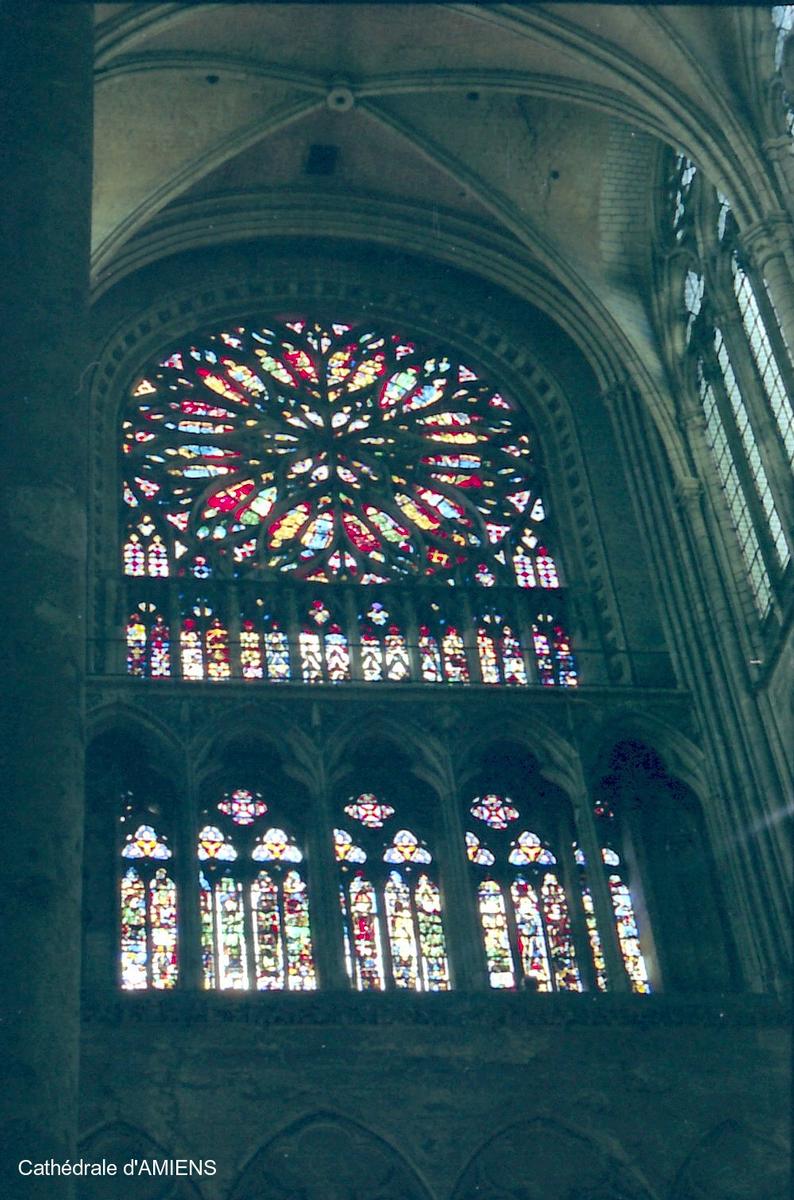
[335,795,450,991]
[531,614,578,686]
[121,319,582,687]
[198,791,316,991]
[468,797,582,992]
[476,611,528,685]
[772,5,794,70]
[126,605,170,678]
[572,846,608,992]
[675,173,791,618]
[122,321,569,587]
[603,848,652,994]
[298,596,352,683]
[118,798,178,990]
[344,795,395,828]
[575,842,652,993]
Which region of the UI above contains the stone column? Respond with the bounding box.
[0,4,93,1197]
[427,738,489,990]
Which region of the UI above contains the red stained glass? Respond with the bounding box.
[122,320,561,587]
[470,794,520,830]
[344,795,395,828]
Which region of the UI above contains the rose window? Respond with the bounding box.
[122,319,559,587]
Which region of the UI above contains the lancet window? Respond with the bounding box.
[197,787,316,991]
[118,793,178,990]
[466,794,582,992]
[573,844,651,994]
[664,154,792,618]
[335,793,450,991]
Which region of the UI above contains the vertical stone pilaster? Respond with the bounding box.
[426,739,488,991]
[0,4,93,1196]
[301,731,349,990]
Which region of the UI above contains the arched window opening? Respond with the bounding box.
[118,792,178,990]
[464,763,583,993]
[667,159,792,617]
[772,0,794,132]
[126,602,171,678]
[573,843,651,993]
[595,741,733,993]
[198,786,316,991]
[695,359,774,615]
[772,5,794,69]
[475,609,528,685]
[335,779,450,992]
[730,253,794,473]
[669,151,697,243]
[119,318,580,686]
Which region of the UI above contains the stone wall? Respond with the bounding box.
[78,997,790,1200]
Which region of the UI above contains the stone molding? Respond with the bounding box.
[80,990,788,1029]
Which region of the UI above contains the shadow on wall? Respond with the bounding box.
[75,1114,791,1200]
[230,1112,432,1200]
[669,1119,790,1200]
[77,1122,203,1200]
[451,1116,657,1200]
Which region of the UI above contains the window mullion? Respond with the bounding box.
[703,341,786,607]
[553,809,597,992]
[695,347,778,619]
[570,790,629,993]
[717,307,794,563]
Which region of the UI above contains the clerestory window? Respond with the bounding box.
[667,155,792,619]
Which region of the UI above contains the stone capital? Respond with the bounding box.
[673,475,703,507]
[739,212,793,267]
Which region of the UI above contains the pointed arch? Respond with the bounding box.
[230,1112,434,1200]
[451,1116,658,1200]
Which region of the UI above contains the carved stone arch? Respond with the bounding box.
[324,705,448,798]
[458,713,582,800]
[86,703,186,782]
[583,713,708,802]
[451,1116,658,1200]
[668,1119,790,1200]
[90,244,631,684]
[188,701,314,784]
[586,733,735,993]
[77,1121,204,1200]
[230,1111,434,1200]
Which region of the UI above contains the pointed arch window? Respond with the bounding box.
[198,788,316,991]
[120,318,581,686]
[335,793,450,991]
[669,165,792,619]
[118,795,178,990]
[475,609,528,685]
[467,794,582,992]
[126,603,171,678]
[299,597,352,683]
[573,844,651,993]
[730,253,794,472]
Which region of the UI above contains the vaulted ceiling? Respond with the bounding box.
[92,3,777,469]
